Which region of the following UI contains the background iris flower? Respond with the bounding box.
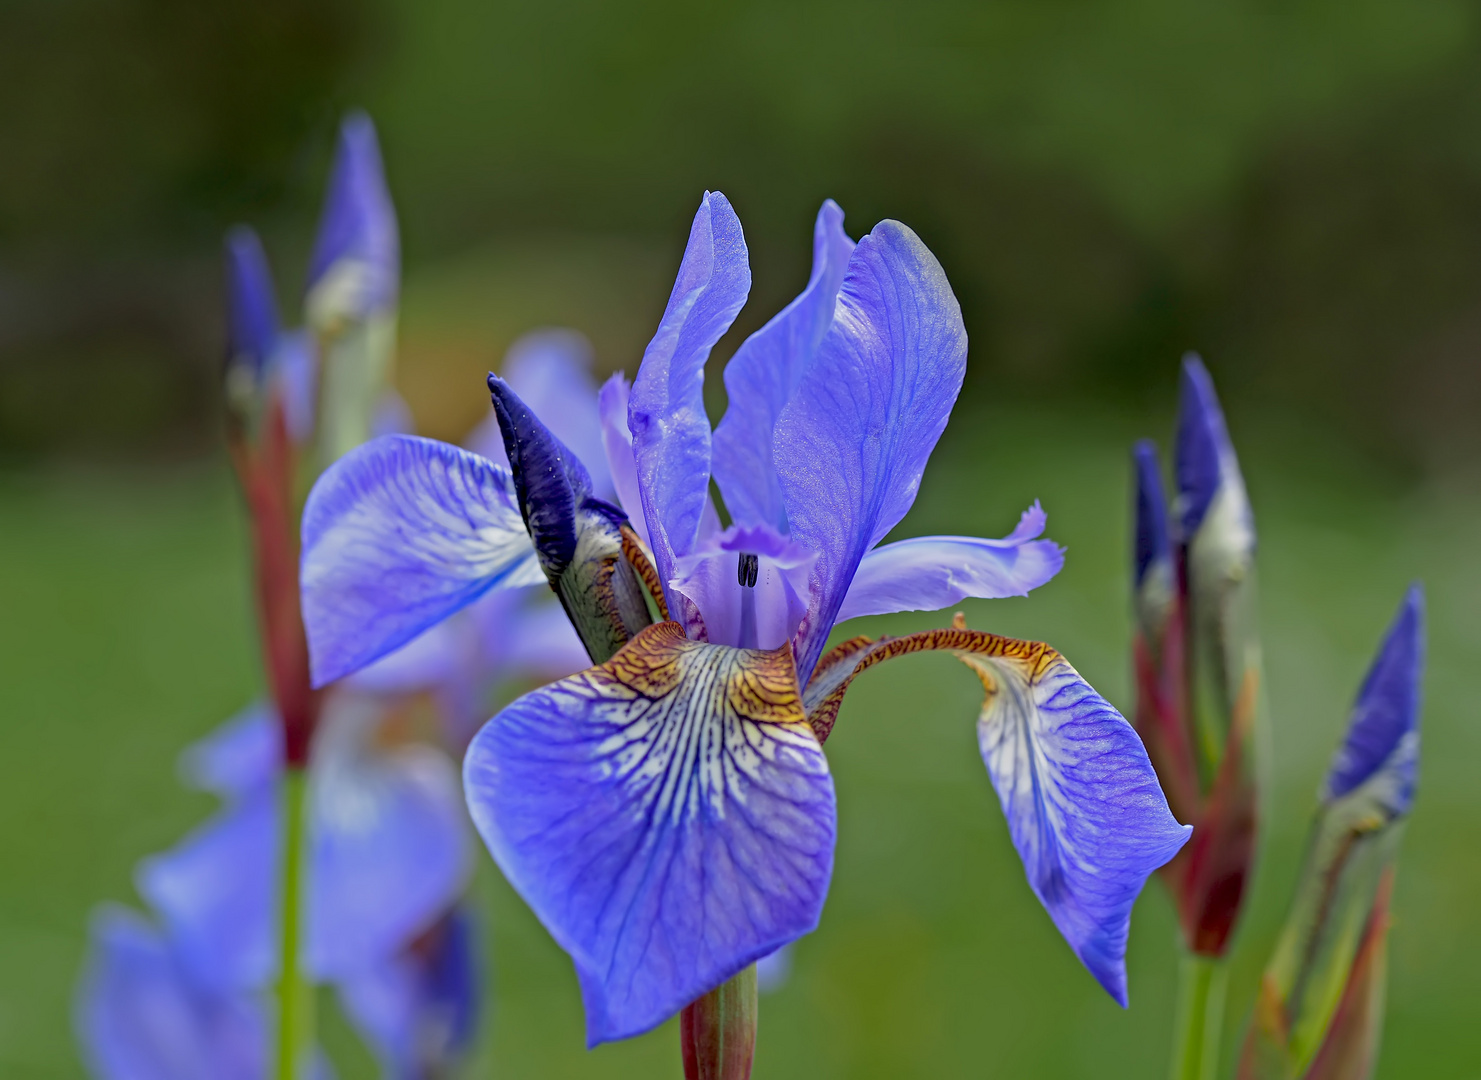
[299,190,1192,1061]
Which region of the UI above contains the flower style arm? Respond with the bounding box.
[299,434,544,687]
[800,624,1191,1006]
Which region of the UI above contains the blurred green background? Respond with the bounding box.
[1,0,1478,1076]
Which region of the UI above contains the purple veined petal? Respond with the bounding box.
[75,905,265,1080]
[337,907,480,1079]
[307,692,473,981]
[1324,584,1425,813]
[136,793,278,992]
[300,434,544,687]
[712,200,856,531]
[1133,440,1170,588]
[306,111,400,330]
[598,373,648,544]
[774,220,968,680]
[629,192,751,605]
[464,622,835,1045]
[669,522,817,649]
[225,227,279,372]
[801,628,1189,1006]
[968,645,1191,1006]
[179,704,282,799]
[272,329,320,445]
[833,502,1065,624]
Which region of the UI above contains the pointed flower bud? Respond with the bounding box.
[307,112,401,465]
[1132,355,1263,956]
[1238,586,1423,1079]
[487,374,653,663]
[305,112,399,333]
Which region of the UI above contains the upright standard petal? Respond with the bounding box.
[76,906,264,1080]
[599,373,649,544]
[775,220,967,679]
[1323,584,1424,809]
[300,434,543,687]
[833,503,1064,624]
[464,621,835,1045]
[629,192,751,598]
[306,112,400,331]
[801,626,1190,1005]
[712,200,855,531]
[224,227,279,371]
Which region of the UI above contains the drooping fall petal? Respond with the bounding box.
[463,621,835,1045]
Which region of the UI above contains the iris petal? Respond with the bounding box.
[140,697,472,990]
[802,627,1190,1005]
[76,905,265,1080]
[629,192,751,603]
[300,434,543,687]
[338,908,480,1079]
[599,373,649,545]
[463,621,835,1045]
[713,200,855,531]
[135,793,277,992]
[307,694,473,980]
[179,702,281,798]
[834,503,1064,623]
[774,220,968,680]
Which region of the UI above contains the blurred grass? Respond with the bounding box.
[1,395,1476,1077]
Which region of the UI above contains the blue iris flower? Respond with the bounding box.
[299,193,1191,1044]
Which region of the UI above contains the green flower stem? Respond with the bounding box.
[680,965,758,1080]
[275,767,314,1080]
[1170,950,1228,1080]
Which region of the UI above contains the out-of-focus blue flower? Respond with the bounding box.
[1239,586,1423,1080]
[76,905,266,1080]
[135,693,470,992]
[298,192,1190,1043]
[338,907,480,1080]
